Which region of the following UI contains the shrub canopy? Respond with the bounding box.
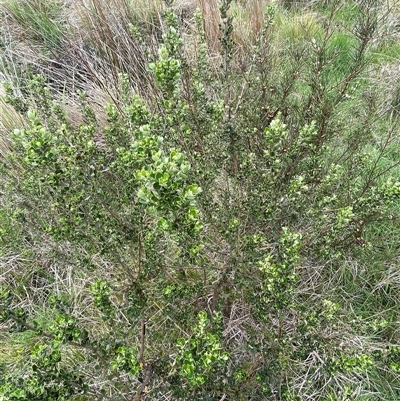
[1,1,400,400]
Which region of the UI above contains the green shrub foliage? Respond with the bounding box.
[1,1,400,400]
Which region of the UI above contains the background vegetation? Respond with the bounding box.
[1,0,400,399]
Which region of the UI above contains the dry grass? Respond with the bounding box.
[67,0,155,92]
[196,0,220,52]
[0,86,25,158]
[0,0,276,140]
[0,0,320,113]
[231,0,271,47]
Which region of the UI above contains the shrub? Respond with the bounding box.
[1,1,400,400]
